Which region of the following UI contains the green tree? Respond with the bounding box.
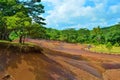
[29,23,46,39]
[19,0,46,25]
[90,26,104,44]
[6,11,31,43]
[77,28,90,43]
[0,0,45,43]
[62,28,77,43]
[105,24,120,45]
[46,28,60,40]
[0,0,17,40]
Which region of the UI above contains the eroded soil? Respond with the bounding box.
[0,39,120,80]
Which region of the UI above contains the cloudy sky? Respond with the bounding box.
[41,0,120,30]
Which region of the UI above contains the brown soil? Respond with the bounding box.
[0,39,120,80]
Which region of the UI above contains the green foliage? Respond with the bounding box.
[9,31,18,41]
[45,28,61,40]
[61,28,77,43]
[45,24,120,46]
[106,42,113,50]
[19,0,46,25]
[90,26,103,44]
[29,23,46,39]
[77,28,90,43]
[104,24,120,45]
[114,43,119,47]
[0,0,45,43]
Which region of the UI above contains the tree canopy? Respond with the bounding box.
[45,24,120,46]
[0,0,46,43]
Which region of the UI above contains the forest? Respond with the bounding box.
[0,0,120,47]
[45,24,120,46]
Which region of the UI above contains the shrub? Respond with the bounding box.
[114,43,119,47]
[106,42,113,51]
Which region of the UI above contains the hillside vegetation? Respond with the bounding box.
[45,24,120,45]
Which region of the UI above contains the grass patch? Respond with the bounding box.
[0,40,10,43]
[90,44,120,54]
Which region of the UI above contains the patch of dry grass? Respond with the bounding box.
[90,44,120,54]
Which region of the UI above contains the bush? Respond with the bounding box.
[106,42,113,50]
[114,43,119,47]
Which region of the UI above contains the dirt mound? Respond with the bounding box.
[0,42,76,80]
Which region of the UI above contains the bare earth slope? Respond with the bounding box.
[0,39,120,80]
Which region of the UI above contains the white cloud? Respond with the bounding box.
[42,0,120,29]
[109,3,120,14]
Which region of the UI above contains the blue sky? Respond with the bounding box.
[41,0,120,30]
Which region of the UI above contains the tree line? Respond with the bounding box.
[45,24,120,46]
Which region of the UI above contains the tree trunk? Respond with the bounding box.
[23,36,25,44]
[19,35,23,43]
[0,25,10,41]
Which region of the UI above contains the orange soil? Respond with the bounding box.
[0,39,120,80]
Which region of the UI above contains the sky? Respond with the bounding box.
[41,0,120,30]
